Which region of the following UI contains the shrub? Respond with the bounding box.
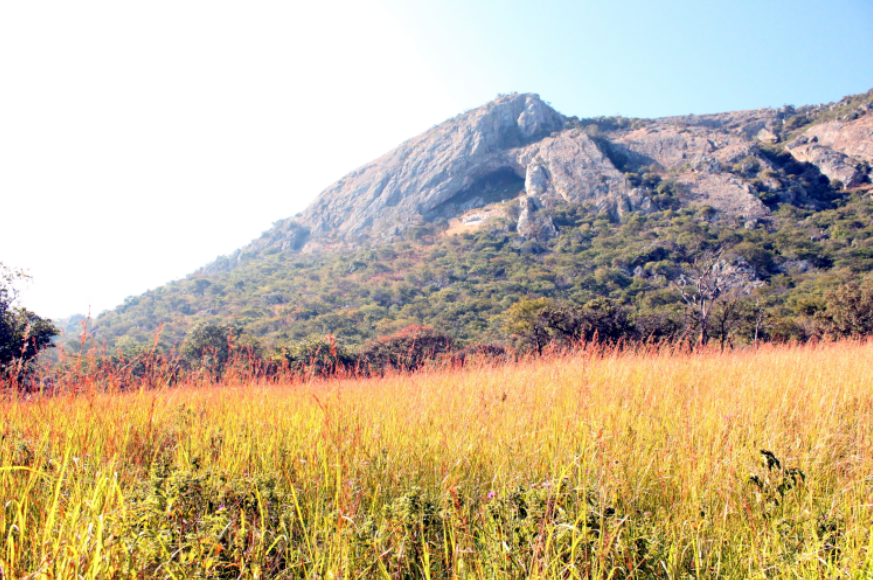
[274,335,357,377]
[359,325,454,372]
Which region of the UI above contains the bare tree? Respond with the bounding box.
[672,249,763,345]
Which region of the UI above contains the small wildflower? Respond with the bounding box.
[487,491,496,500]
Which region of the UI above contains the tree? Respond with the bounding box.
[816,282,873,338]
[537,298,633,345]
[275,335,357,377]
[0,263,58,377]
[708,295,756,349]
[502,298,553,354]
[671,249,762,345]
[181,321,246,379]
[359,325,454,372]
[503,297,635,353]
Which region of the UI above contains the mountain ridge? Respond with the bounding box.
[80,88,873,353]
[200,89,871,275]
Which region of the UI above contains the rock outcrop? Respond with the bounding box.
[517,193,557,240]
[786,135,867,188]
[611,122,771,221]
[296,93,565,246]
[514,131,630,206]
[801,114,873,164]
[291,93,644,246]
[219,90,871,260]
[658,107,783,140]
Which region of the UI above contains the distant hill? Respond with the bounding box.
[84,89,873,353]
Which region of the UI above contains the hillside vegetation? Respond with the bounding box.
[56,88,873,360]
[3,341,872,578]
[87,191,873,356]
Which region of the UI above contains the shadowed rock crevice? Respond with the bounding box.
[425,168,526,221]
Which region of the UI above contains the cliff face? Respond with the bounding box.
[220,91,872,263]
[787,113,873,188]
[610,122,771,224]
[801,107,873,164]
[296,94,566,247]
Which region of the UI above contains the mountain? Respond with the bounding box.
[196,91,873,276]
[86,89,873,352]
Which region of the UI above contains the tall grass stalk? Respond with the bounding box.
[1,340,872,578]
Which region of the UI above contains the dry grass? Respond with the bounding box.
[2,341,873,578]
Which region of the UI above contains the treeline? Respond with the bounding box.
[6,275,873,393]
[6,323,504,392]
[8,187,873,392]
[81,187,873,355]
[19,268,868,393]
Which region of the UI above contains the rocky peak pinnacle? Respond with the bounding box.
[239,89,871,258]
[291,93,566,249]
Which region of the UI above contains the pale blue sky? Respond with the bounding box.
[1,0,871,318]
[386,0,873,117]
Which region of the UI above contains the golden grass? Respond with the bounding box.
[2,341,873,578]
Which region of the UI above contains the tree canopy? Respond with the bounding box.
[0,263,57,376]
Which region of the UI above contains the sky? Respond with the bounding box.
[1,0,872,319]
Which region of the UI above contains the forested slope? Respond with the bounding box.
[78,89,873,355]
[87,191,873,353]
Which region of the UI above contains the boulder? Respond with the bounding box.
[803,113,873,164]
[517,194,557,241]
[786,137,866,188]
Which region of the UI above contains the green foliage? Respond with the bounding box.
[0,262,57,376]
[502,298,554,353]
[814,280,873,337]
[359,325,454,372]
[504,297,646,353]
[90,191,873,356]
[274,335,357,377]
[126,463,297,577]
[182,322,248,379]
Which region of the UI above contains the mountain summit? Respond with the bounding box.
[89,89,873,353]
[297,93,567,247]
[223,90,870,265]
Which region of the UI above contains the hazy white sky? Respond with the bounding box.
[2,0,872,319]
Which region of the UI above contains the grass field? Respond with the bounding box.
[2,341,872,579]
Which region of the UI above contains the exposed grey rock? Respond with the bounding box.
[656,107,782,140]
[786,136,866,188]
[517,94,565,140]
[674,172,769,221]
[778,259,814,274]
[292,97,785,246]
[799,115,873,173]
[755,127,779,143]
[524,163,549,196]
[514,131,630,205]
[612,124,770,220]
[517,194,557,240]
[612,124,762,172]
[295,93,564,246]
[209,91,871,262]
[290,94,636,248]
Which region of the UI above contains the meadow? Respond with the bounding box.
[1,341,872,579]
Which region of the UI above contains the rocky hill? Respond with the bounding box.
[201,90,872,273]
[84,89,873,353]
